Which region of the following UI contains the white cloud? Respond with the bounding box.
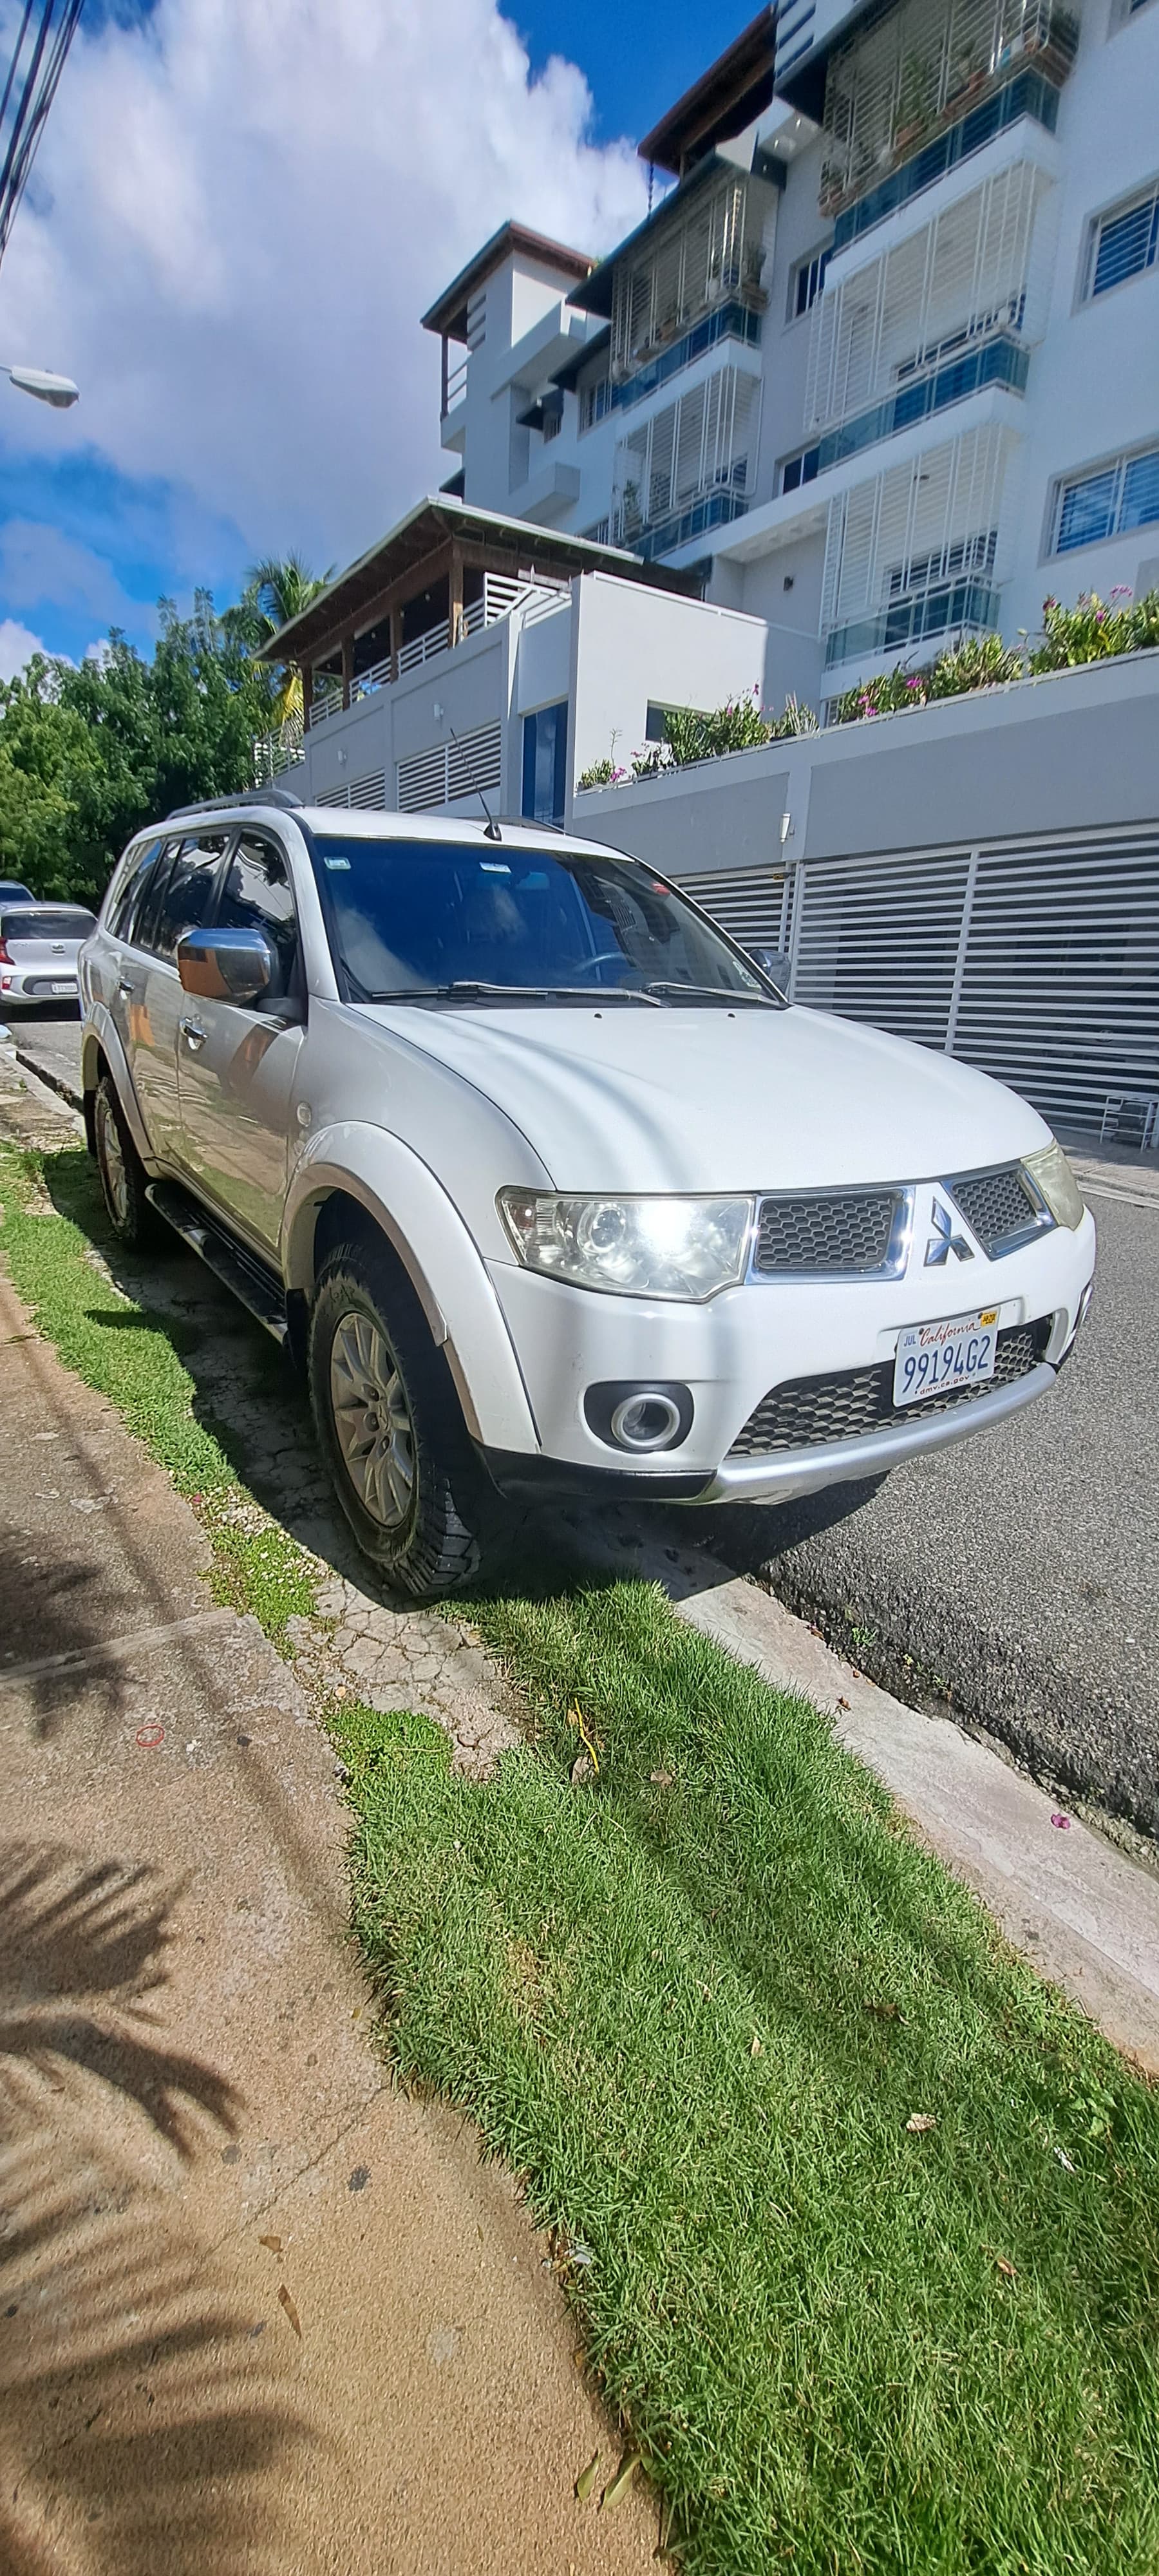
[0,616,48,679]
[0,519,142,627]
[1,0,647,576]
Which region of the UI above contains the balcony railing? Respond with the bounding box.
[307,575,561,732]
[782,330,1029,492]
[820,0,1078,240]
[824,576,1001,668]
[252,714,305,784]
[442,348,469,414]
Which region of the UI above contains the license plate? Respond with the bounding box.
[51,981,73,994]
[893,1307,999,1407]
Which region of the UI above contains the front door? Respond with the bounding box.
[175,829,304,1255]
[127,832,234,1162]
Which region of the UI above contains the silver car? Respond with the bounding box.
[0,903,97,1010]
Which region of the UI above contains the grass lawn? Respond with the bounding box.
[4,1134,1159,2575]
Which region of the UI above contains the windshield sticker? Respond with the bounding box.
[323,855,352,870]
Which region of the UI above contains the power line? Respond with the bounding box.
[0,0,84,272]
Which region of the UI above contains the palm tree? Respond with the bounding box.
[229,551,335,730]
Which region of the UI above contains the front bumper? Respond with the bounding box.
[484,1204,1095,1501]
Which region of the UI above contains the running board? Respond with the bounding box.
[146,1180,289,1345]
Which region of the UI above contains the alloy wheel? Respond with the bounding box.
[97,1090,129,1227]
[329,1310,415,1530]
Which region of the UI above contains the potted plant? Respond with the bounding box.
[893,50,934,153]
[947,38,990,109]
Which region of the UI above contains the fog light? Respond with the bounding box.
[583,1381,693,1454]
[610,1392,683,1450]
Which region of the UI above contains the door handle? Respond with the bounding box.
[180,1018,207,1050]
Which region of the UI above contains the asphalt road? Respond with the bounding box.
[12,1006,1158,1841]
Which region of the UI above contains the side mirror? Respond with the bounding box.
[176,925,276,1004]
[746,944,791,991]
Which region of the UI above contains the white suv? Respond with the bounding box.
[79,792,1095,1597]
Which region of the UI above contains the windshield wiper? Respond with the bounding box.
[644,980,782,1008]
[367,980,661,1005]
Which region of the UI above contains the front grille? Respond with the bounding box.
[728,1318,1052,1459]
[752,1188,904,1275]
[947,1163,1044,1255]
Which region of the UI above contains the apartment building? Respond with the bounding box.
[427,0,1159,718]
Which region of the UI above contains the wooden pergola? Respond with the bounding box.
[258,495,697,730]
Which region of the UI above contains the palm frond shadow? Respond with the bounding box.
[0,1842,314,2571]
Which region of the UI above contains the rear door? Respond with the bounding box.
[126,832,233,1160]
[175,829,305,1252]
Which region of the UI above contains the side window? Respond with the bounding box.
[126,838,180,953]
[216,833,299,1000]
[150,833,232,963]
[106,837,159,938]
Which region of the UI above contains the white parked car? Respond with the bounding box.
[1,901,96,1008]
[79,794,1095,1597]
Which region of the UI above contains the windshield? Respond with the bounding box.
[312,836,780,1006]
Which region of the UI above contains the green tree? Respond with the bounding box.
[0,592,276,907]
[226,552,334,726]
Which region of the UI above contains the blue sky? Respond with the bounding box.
[0,0,751,670]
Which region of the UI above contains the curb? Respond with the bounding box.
[14,1047,84,1113]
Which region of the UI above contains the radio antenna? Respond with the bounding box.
[448,723,502,840]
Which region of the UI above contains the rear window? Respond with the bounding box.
[0,906,96,940]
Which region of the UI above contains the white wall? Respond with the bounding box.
[567,574,768,786]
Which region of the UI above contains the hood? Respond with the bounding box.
[356,1001,1049,1193]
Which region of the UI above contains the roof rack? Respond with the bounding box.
[165,784,306,821]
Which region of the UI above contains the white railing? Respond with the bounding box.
[443,349,469,412]
[306,576,563,729]
[252,716,305,783]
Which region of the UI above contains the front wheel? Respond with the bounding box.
[308,1242,484,1598]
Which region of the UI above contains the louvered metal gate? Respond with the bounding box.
[785,826,1159,1139]
[677,864,789,956]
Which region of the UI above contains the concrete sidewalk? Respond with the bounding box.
[0,1264,655,2576]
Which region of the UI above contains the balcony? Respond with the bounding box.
[824,574,1001,667]
[818,0,1078,247]
[782,329,1029,490]
[819,420,1015,669]
[306,574,562,732]
[612,361,760,560]
[569,155,778,390]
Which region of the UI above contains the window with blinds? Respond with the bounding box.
[609,172,773,382]
[1085,184,1159,298]
[1053,443,1159,554]
[612,366,760,543]
[396,722,502,813]
[820,0,1078,221]
[820,421,1015,647]
[806,162,1053,433]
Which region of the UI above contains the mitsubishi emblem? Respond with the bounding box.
[925,1193,974,1266]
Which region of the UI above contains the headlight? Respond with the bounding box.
[1022,1139,1084,1231]
[497,1191,753,1300]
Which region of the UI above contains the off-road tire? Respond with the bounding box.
[308,1240,484,1598]
[93,1072,159,1251]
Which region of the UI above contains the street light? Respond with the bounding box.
[3,361,77,408]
